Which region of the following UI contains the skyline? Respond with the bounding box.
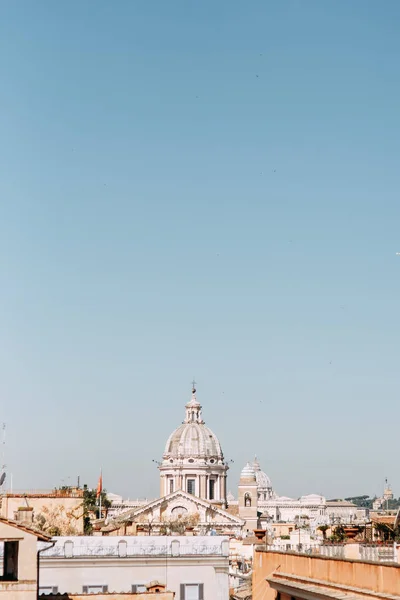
[1,381,396,502]
[1,0,400,499]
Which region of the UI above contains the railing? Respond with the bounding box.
[263,542,399,563]
[360,544,396,563]
[40,540,229,558]
[319,545,345,559]
[266,544,321,555]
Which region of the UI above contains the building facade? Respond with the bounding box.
[39,535,230,600]
[0,489,84,534]
[234,459,363,531]
[0,517,52,600]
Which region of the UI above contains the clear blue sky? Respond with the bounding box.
[1,1,399,501]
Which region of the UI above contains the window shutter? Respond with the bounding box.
[132,585,137,593]
[199,583,204,600]
[103,585,108,593]
[180,583,186,600]
[82,586,88,593]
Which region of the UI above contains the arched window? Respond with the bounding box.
[244,493,251,507]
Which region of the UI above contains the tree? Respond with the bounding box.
[83,485,111,535]
[374,522,396,542]
[331,525,346,543]
[317,525,329,540]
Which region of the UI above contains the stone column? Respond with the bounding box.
[160,475,165,497]
[219,475,224,501]
[200,474,206,500]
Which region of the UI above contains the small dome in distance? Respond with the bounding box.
[240,462,256,482]
[253,456,272,490]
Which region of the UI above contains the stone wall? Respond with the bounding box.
[252,549,400,600]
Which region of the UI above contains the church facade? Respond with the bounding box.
[101,385,362,536]
[99,386,243,536]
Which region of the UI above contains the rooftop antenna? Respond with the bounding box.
[0,424,6,491]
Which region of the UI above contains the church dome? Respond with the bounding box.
[240,462,256,481]
[164,423,223,458]
[163,388,224,460]
[253,457,272,490]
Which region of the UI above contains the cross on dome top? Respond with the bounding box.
[184,380,203,423]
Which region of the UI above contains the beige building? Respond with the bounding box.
[237,463,258,533]
[0,489,84,535]
[0,517,52,600]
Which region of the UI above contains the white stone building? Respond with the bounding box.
[104,387,364,536]
[159,385,229,506]
[235,459,363,530]
[39,535,230,600]
[97,386,243,536]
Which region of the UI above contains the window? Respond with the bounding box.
[180,583,204,600]
[64,540,73,558]
[82,585,108,593]
[0,541,19,581]
[39,587,58,595]
[244,493,251,507]
[187,479,195,495]
[132,584,147,593]
[209,479,215,500]
[118,540,127,557]
[169,479,174,494]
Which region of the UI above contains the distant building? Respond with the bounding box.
[100,387,244,536]
[99,489,243,536]
[373,480,395,511]
[106,386,367,537]
[159,385,229,507]
[233,459,362,529]
[0,488,84,534]
[39,535,230,600]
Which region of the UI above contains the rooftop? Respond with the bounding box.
[39,535,230,558]
[0,517,52,542]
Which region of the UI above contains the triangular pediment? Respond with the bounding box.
[106,490,244,530]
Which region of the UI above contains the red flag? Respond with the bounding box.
[96,471,103,498]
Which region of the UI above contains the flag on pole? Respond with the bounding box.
[96,470,103,498]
